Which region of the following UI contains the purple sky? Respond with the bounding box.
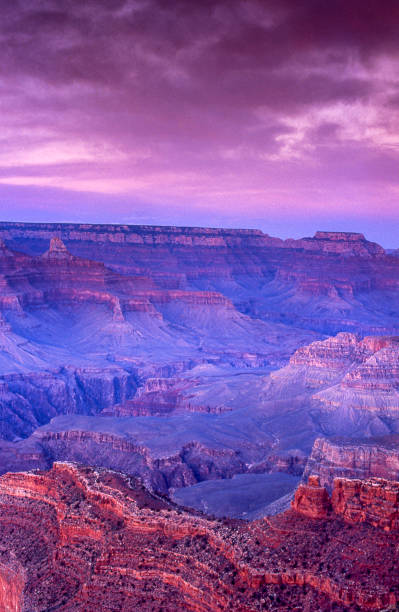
[1,0,399,246]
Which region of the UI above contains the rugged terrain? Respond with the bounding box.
[303,435,399,489]
[1,462,399,611]
[264,332,399,437]
[1,223,399,517]
[1,222,399,609]
[1,222,399,339]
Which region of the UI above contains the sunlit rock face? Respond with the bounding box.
[294,473,399,532]
[1,462,399,611]
[291,474,332,519]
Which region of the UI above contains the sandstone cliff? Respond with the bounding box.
[265,333,399,438]
[1,224,399,533]
[0,222,385,256]
[0,221,396,339]
[294,473,399,531]
[1,462,399,610]
[303,435,399,490]
[0,236,315,441]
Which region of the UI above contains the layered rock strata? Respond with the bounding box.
[0,223,385,256]
[303,435,399,490]
[0,367,138,440]
[0,236,314,441]
[2,463,399,610]
[294,474,399,531]
[0,412,289,494]
[265,333,399,438]
[0,221,397,338]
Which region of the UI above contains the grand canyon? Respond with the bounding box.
[1,222,399,609]
[3,0,399,607]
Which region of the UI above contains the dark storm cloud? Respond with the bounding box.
[2,0,393,90]
[0,0,399,244]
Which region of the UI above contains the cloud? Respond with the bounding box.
[0,0,399,244]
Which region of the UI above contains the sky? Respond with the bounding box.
[1,0,399,246]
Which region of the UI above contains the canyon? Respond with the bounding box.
[0,224,398,519]
[2,223,399,341]
[0,222,399,608]
[1,462,399,611]
[0,226,398,502]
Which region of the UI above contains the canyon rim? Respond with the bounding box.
[2,0,399,609]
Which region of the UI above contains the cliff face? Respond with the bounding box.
[0,222,397,338]
[291,475,332,519]
[0,560,25,612]
[4,329,399,500]
[331,477,399,530]
[0,235,316,442]
[265,333,399,439]
[313,337,399,417]
[0,222,385,255]
[1,223,399,528]
[0,410,288,494]
[294,474,399,532]
[2,462,399,611]
[303,436,399,490]
[297,231,385,257]
[266,332,372,397]
[0,367,138,440]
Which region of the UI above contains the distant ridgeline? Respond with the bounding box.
[0,221,385,256]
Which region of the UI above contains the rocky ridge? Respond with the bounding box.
[1,462,399,610]
[294,473,399,531]
[1,222,397,338]
[3,328,399,504]
[0,236,314,441]
[0,410,289,494]
[1,224,399,523]
[0,223,384,255]
[265,332,399,438]
[303,435,399,490]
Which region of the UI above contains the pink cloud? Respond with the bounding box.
[0,0,399,245]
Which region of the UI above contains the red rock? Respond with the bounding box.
[304,435,399,490]
[331,477,399,530]
[292,475,332,518]
[1,463,399,610]
[294,473,399,532]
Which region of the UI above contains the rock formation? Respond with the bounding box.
[0,411,283,494]
[291,475,332,518]
[41,236,76,259]
[294,473,399,531]
[0,221,397,337]
[265,332,399,438]
[3,327,399,509]
[1,223,399,523]
[0,367,138,440]
[0,222,385,256]
[332,477,399,530]
[2,462,399,610]
[0,235,315,442]
[303,435,399,490]
[296,231,385,257]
